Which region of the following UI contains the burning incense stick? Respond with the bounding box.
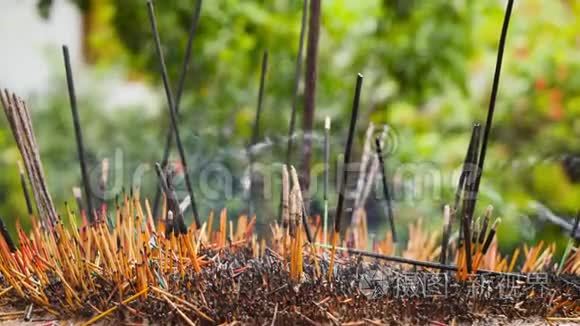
[62,45,94,223]
[469,0,515,214]
[248,51,269,217]
[147,0,200,228]
[329,73,363,280]
[375,135,396,243]
[323,116,330,244]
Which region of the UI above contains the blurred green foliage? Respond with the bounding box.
[1,0,578,253]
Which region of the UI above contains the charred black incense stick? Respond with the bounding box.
[334,74,363,234]
[18,162,33,216]
[63,45,94,223]
[463,125,483,225]
[285,0,309,167]
[0,216,16,252]
[152,0,203,220]
[440,205,451,265]
[248,51,269,216]
[251,51,269,148]
[478,206,492,245]
[450,123,481,264]
[460,124,482,274]
[454,123,482,214]
[147,0,200,229]
[470,0,515,212]
[375,137,397,242]
[482,218,500,255]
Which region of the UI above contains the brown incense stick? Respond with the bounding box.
[300,0,321,198]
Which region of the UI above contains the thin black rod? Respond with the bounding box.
[285,0,309,166]
[18,164,34,216]
[471,0,515,210]
[301,202,314,243]
[147,0,200,228]
[248,51,269,216]
[251,51,269,146]
[334,74,363,234]
[62,45,94,223]
[481,221,498,255]
[375,137,396,242]
[323,245,525,278]
[279,0,309,223]
[152,0,204,220]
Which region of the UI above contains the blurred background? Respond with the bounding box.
[0,0,579,254]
